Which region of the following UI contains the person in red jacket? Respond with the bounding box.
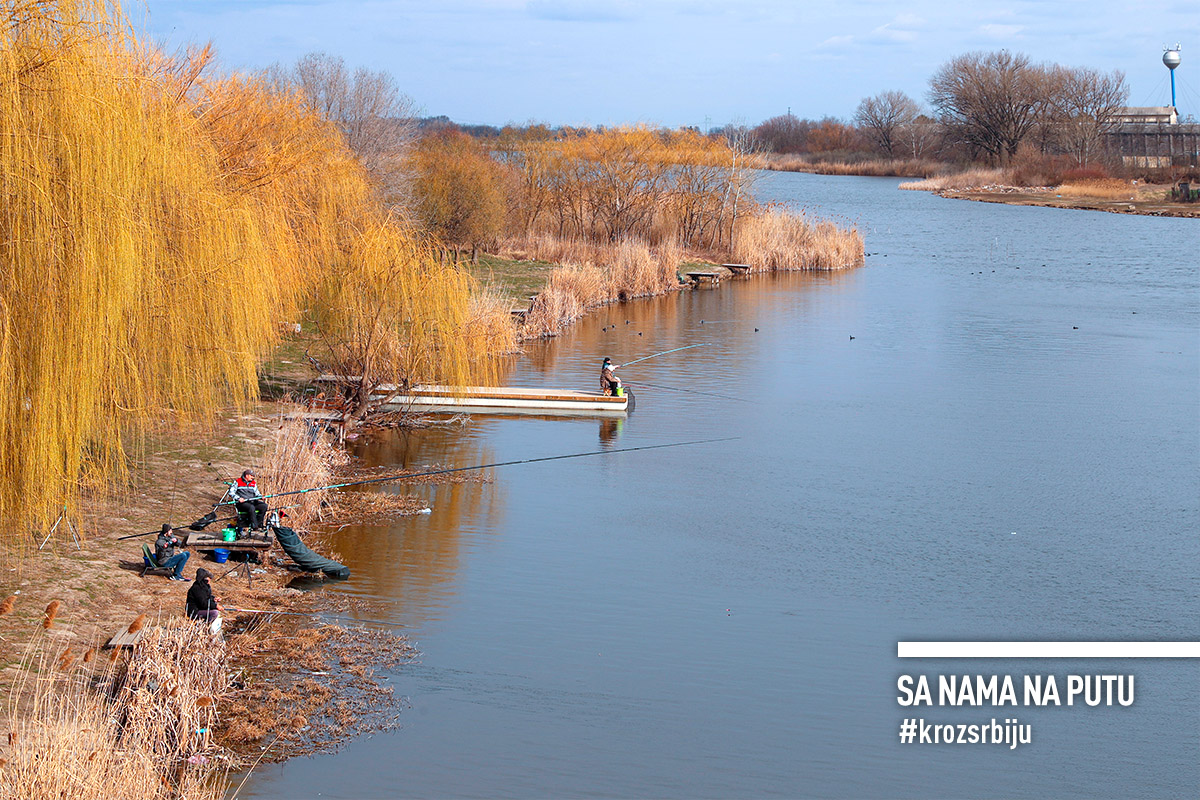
[233,469,268,531]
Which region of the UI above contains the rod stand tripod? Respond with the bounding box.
[37,505,82,551]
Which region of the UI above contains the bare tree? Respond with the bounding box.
[750,113,809,154]
[929,51,1051,164]
[1047,66,1128,165]
[854,90,920,157]
[280,52,418,208]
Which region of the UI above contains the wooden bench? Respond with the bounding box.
[721,263,752,274]
[685,271,720,284]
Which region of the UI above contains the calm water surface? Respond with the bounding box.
[244,174,1199,799]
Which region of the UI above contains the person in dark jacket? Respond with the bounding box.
[233,469,268,531]
[186,568,220,624]
[154,524,189,581]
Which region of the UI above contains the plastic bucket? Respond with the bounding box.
[213,548,230,564]
[221,527,236,543]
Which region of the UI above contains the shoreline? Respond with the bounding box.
[933,187,1200,218]
[0,228,865,786]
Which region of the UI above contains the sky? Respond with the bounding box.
[140,0,1200,128]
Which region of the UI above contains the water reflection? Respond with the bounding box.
[332,421,503,628]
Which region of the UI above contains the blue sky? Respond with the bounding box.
[140,1,1200,127]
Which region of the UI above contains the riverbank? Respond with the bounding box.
[932,185,1200,217]
[0,407,461,794]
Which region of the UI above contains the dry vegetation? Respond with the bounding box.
[899,167,1016,191]
[2,621,227,800]
[733,208,864,272]
[760,154,940,178]
[1053,178,1136,200]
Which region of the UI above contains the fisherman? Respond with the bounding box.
[600,357,622,396]
[233,469,268,532]
[185,568,222,635]
[154,524,189,581]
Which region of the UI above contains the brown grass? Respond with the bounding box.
[1054,179,1136,200]
[899,168,1013,191]
[760,154,942,178]
[2,622,228,800]
[509,234,684,338]
[732,208,864,272]
[259,415,348,528]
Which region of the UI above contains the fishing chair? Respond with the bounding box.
[140,544,173,578]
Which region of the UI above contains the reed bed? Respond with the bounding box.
[760,155,941,178]
[509,235,683,338]
[259,416,347,528]
[1053,179,1136,200]
[732,209,864,272]
[899,167,1013,191]
[3,620,229,800]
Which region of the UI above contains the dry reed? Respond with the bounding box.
[2,622,229,800]
[760,154,941,178]
[899,167,1013,191]
[1054,179,1136,200]
[42,600,60,629]
[259,416,342,528]
[508,234,683,338]
[732,208,864,272]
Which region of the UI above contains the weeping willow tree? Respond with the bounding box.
[0,0,502,535]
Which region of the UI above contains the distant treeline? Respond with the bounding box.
[421,50,1153,180]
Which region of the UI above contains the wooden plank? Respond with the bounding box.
[185,532,272,550]
[721,263,752,273]
[105,626,147,649]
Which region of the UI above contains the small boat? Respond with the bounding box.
[375,384,630,417]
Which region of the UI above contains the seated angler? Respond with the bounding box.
[186,568,222,635]
[154,524,189,581]
[233,469,269,532]
[600,357,622,396]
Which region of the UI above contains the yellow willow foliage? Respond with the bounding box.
[502,125,755,249]
[312,220,500,398]
[0,1,495,534]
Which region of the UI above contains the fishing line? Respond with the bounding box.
[225,606,412,628]
[220,436,738,505]
[625,381,750,403]
[619,343,709,368]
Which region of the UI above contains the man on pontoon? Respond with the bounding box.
[600,357,622,396]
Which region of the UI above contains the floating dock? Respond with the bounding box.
[317,377,629,417]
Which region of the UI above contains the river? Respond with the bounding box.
[242,173,1199,799]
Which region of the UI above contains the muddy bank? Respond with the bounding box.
[0,405,450,781]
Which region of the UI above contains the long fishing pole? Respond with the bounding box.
[220,436,737,505]
[117,504,302,541]
[619,343,708,369]
[225,606,412,628]
[624,381,749,403]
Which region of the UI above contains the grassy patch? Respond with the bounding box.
[464,254,559,305]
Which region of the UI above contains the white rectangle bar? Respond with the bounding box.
[898,642,1200,658]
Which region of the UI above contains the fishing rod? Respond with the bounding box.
[118,504,302,541]
[220,436,737,505]
[619,343,708,369]
[624,381,749,403]
[225,606,412,628]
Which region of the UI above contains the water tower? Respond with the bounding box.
[1163,44,1181,109]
